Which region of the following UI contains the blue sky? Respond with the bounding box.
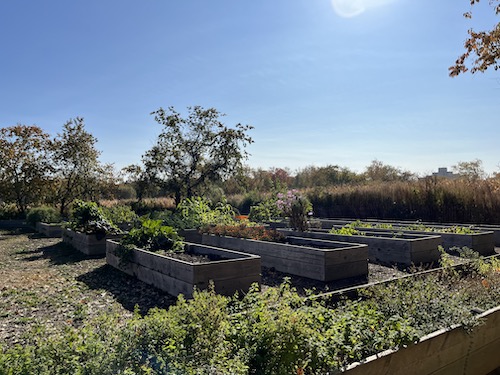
[1,0,499,176]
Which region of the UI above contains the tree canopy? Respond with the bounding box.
[0,125,52,214]
[450,0,500,76]
[143,106,253,204]
[51,117,103,214]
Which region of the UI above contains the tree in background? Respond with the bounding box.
[364,160,415,182]
[0,125,52,214]
[294,165,361,188]
[51,118,106,215]
[143,106,253,205]
[450,0,500,76]
[452,159,486,180]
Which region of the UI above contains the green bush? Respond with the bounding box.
[248,199,281,223]
[175,196,236,229]
[26,206,61,226]
[102,205,138,226]
[69,200,119,236]
[0,203,23,220]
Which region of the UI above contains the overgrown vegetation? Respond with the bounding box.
[1,250,498,374]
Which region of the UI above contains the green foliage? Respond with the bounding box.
[201,224,286,243]
[2,258,500,375]
[329,223,364,236]
[175,196,236,229]
[120,219,184,253]
[143,106,253,204]
[102,205,138,226]
[0,203,22,220]
[51,117,104,215]
[0,125,53,214]
[69,200,118,236]
[26,206,61,226]
[248,198,281,223]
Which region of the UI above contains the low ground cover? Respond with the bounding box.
[2,228,497,374]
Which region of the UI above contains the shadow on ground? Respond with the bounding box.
[21,242,103,265]
[77,265,177,315]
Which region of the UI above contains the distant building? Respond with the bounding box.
[432,167,457,179]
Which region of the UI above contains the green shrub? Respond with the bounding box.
[248,199,281,223]
[26,206,61,226]
[175,196,236,229]
[69,200,119,236]
[102,205,138,226]
[0,203,22,220]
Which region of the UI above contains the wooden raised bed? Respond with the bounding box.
[319,219,496,256]
[35,222,62,238]
[106,240,261,298]
[182,231,369,282]
[343,305,500,375]
[62,228,120,255]
[281,229,442,267]
[308,257,500,374]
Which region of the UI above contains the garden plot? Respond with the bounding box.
[318,219,496,255]
[182,230,369,282]
[281,229,441,266]
[62,228,121,256]
[106,240,261,298]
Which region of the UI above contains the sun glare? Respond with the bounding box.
[330,0,396,18]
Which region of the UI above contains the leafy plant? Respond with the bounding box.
[248,198,282,223]
[120,219,184,253]
[68,200,119,236]
[329,224,364,236]
[102,205,138,227]
[26,206,61,226]
[175,196,236,229]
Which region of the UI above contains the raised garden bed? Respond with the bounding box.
[62,228,121,256]
[319,219,496,256]
[343,305,500,375]
[310,255,500,374]
[106,240,261,298]
[280,229,441,267]
[182,230,369,282]
[35,222,62,238]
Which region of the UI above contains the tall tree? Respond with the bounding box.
[144,106,253,205]
[0,125,52,214]
[51,118,103,215]
[450,0,500,76]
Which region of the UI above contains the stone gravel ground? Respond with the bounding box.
[0,228,430,347]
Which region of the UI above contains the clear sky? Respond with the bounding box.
[1,0,499,176]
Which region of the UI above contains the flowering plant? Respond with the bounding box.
[276,190,313,231]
